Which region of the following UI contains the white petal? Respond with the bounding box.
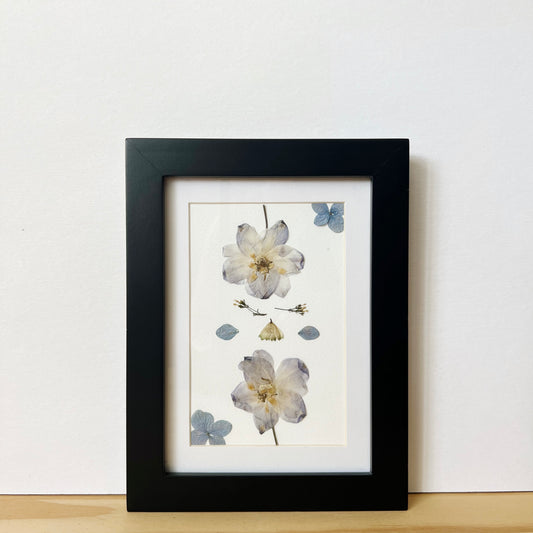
[252,402,280,434]
[272,244,298,258]
[222,243,241,257]
[236,223,261,255]
[251,349,275,368]
[222,256,251,284]
[238,352,276,387]
[274,276,291,297]
[277,391,307,423]
[245,270,280,299]
[275,358,309,396]
[231,381,258,413]
[270,245,305,275]
[262,220,289,250]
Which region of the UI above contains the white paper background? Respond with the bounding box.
[190,203,347,446]
[165,179,371,472]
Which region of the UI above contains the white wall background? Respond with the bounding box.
[1,0,532,494]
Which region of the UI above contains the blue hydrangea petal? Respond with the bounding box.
[314,213,330,226]
[209,420,232,437]
[328,214,344,233]
[208,435,226,445]
[216,324,239,340]
[298,326,320,340]
[330,203,344,216]
[191,429,209,445]
[312,203,329,215]
[191,410,214,432]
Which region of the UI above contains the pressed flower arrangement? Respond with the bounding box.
[190,202,344,446]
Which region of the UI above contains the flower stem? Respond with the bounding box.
[274,304,308,315]
[263,204,268,229]
[233,299,266,316]
[272,426,279,446]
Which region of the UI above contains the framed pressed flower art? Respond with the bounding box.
[126,139,409,511]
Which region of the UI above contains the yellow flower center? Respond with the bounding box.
[249,254,273,279]
[256,379,277,405]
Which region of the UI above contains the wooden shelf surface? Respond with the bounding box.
[1,493,533,532]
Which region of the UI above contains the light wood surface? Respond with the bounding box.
[1,493,533,532]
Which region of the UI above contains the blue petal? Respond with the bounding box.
[209,420,233,437]
[216,324,239,340]
[191,410,214,432]
[298,326,320,340]
[314,213,330,226]
[191,429,209,445]
[328,214,344,233]
[330,203,344,216]
[312,203,329,215]
[208,435,226,445]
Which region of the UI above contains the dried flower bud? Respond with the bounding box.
[258,319,284,341]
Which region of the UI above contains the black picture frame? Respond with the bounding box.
[126,139,409,511]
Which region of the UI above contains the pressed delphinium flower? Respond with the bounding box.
[231,350,309,444]
[190,410,232,445]
[258,319,284,341]
[222,220,305,299]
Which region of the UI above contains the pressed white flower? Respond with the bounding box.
[259,319,284,341]
[231,350,309,435]
[222,220,305,299]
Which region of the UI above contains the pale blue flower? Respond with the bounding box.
[312,203,344,233]
[191,410,232,445]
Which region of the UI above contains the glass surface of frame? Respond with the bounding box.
[126,139,409,511]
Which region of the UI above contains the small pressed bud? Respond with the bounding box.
[259,319,284,341]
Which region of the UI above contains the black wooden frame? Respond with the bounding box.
[126,139,409,511]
